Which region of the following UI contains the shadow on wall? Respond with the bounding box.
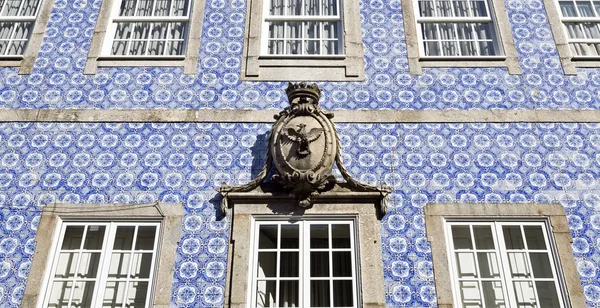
[210,131,271,219]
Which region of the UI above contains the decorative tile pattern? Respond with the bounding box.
[0,0,599,109]
[0,123,600,307]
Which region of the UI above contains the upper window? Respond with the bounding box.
[402,0,521,74]
[42,222,160,307]
[447,221,565,307]
[241,0,365,80]
[250,219,358,307]
[416,0,502,58]
[263,0,343,56]
[557,0,600,57]
[0,0,41,57]
[84,0,205,74]
[103,0,190,57]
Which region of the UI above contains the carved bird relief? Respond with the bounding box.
[282,124,324,157]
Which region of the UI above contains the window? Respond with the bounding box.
[22,203,183,308]
[42,222,160,307]
[424,203,586,308]
[224,196,385,307]
[251,219,358,307]
[241,0,365,80]
[84,0,205,74]
[0,0,53,73]
[402,0,520,74]
[263,0,343,56]
[447,221,564,307]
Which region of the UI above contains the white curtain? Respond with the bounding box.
[561,1,600,56]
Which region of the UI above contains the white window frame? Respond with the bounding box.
[445,220,567,308]
[39,221,161,308]
[100,0,191,59]
[84,0,205,74]
[414,0,503,59]
[241,0,365,80]
[248,217,359,308]
[259,0,345,58]
[0,0,40,58]
[0,0,54,73]
[401,0,520,74]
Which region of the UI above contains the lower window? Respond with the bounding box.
[446,221,565,308]
[250,219,358,308]
[41,222,160,308]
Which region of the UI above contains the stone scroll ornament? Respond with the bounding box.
[218,82,391,214]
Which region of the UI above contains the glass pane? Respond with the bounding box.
[114,226,135,250]
[1,0,20,16]
[135,226,156,250]
[311,224,329,248]
[524,226,546,250]
[171,0,188,16]
[130,253,153,278]
[136,0,153,16]
[154,0,171,15]
[133,23,150,39]
[103,281,126,307]
[530,253,553,278]
[481,281,506,308]
[311,280,330,307]
[474,226,494,249]
[279,280,299,307]
[454,0,469,16]
[333,280,353,307]
[578,1,595,16]
[70,281,95,308]
[322,0,337,15]
[311,252,329,277]
[478,252,501,278]
[258,225,278,249]
[437,0,453,16]
[83,226,105,249]
[332,252,352,277]
[257,252,276,277]
[108,253,130,279]
[287,0,301,15]
[456,252,478,278]
[471,0,487,16]
[47,281,73,308]
[513,281,536,307]
[419,0,435,16]
[280,224,299,248]
[54,252,78,278]
[125,281,148,308]
[535,281,561,308]
[479,41,497,56]
[270,0,284,15]
[269,23,284,39]
[166,40,184,55]
[560,1,577,17]
[508,252,530,278]
[332,224,350,248]
[13,22,32,39]
[459,281,482,307]
[323,40,338,54]
[304,0,319,15]
[77,252,101,278]
[119,0,136,16]
[169,22,186,39]
[452,226,473,249]
[62,226,84,249]
[306,21,319,39]
[280,252,299,277]
[256,280,276,307]
[503,226,525,249]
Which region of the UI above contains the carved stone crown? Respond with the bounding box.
[286,82,321,104]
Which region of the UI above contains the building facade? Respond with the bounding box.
[1,0,600,306]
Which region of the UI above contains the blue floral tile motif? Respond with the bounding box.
[1,0,600,109]
[0,123,600,307]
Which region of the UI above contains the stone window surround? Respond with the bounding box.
[21,202,184,308]
[0,0,55,74]
[542,0,593,75]
[83,0,205,75]
[240,0,365,81]
[424,203,586,308]
[401,0,522,75]
[223,192,385,308]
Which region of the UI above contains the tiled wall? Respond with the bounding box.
[1,123,600,307]
[0,0,599,110]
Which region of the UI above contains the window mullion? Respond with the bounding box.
[120,225,139,308]
[65,225,90,307]
[276,224,281,307]
[328,223,334,307]
[92,222,118,308]
[143,223,161,308]
[495,222,519,308]
[520,225,542,308]
[468,225,488,308]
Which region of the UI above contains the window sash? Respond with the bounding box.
[41,221,161,308]
[445,221,565,308]
[557,0,600,57]
[102,0,191,57]
[250,219,358,308]
[0,0,41,56]
[261,0,344,56]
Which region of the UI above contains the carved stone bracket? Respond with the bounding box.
[219,82,391,215]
